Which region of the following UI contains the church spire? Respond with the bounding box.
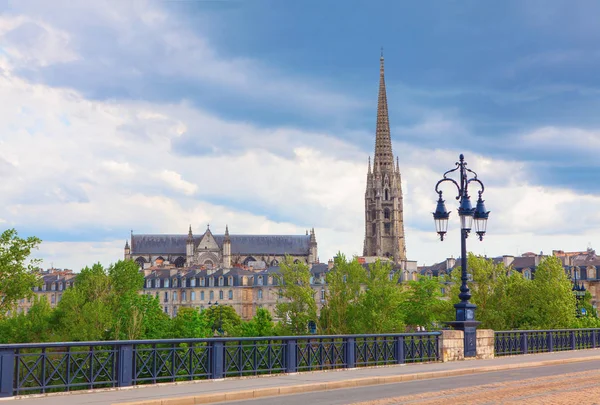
[374,51,394,169]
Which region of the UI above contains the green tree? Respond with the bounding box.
[171,307,210,338]
[353,260,405,333]
[402,276,451,330]
[204,304,242,336]
[239,308,275,337]
[529,256,576,329]
[275,256,317,335]
[0,229,42,317]
[320,254,364,334]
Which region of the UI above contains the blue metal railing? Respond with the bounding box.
[494,329,600,356]
[0,332,440,397]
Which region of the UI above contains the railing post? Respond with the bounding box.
[286,339,297,373]
[521,332,528,355]
[571,330,576,351]
[212,340,224,379]
[547,331,554,352]
[345,337,355,368]
[0,350,14,398]
[395,336,405,364]
[117,344,133,387]
[594,330,598,349]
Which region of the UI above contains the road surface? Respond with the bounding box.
[224,360,600,405]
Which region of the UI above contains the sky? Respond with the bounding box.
[2,0,600,270]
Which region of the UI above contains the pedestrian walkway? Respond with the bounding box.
[6,349,600,405]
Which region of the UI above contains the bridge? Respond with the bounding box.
[1,329,599,404]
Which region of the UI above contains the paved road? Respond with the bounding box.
[224,360,600,405]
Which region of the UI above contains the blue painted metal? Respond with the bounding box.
[0,333,440,397]
[495,329,600,356]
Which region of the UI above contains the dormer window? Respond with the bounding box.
[218,277,224,287]
[165,279,170,288]
[200,278,206,287]
[257,276,263,286]
[191,278,196,287]
[228,276,233,286]
[58,283,63,291]
[51,283,56,291]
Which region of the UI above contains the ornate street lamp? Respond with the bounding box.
[433,154,489,358]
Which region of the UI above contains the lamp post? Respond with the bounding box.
[433,154,489,358]
[208,301,223,336]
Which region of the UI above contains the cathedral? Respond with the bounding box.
[125,225,318,269]
[363,53,408,264]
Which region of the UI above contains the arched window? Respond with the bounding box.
[219,290,224,300]
[228,276,234,286]
[271,259,279,266]
[243,256,256,266]
[384,208,390,220]
[384,189,389,201]
[209,291,214,301]
[174,257,185,268]
[135,257,146,268]
[523,269,531,280]
[218,276,224,286]
[228,290,233,300]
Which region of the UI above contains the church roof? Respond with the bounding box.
[131,234,311,255]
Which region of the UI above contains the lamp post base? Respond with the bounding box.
[445,302,480,358]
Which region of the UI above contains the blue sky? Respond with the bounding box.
[1,0,600,270]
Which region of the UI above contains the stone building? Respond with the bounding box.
[363,52,408,265]
[125,225,318,269]
[11,268,77,315]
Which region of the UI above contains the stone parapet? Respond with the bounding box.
[440,329,464,362]
[440,329,495,362]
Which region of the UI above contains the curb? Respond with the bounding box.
[113,354,600,405]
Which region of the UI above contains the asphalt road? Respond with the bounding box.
[223,360,600,405]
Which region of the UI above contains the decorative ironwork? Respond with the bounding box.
[495,329,600,356]
[0,333,441,398]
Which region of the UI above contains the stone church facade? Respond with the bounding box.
[363,53,408,264]
[125,225,318,269]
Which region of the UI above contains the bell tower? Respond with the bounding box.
[363,52,407,262]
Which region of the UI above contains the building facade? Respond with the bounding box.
[363,53,407,263]
[125,225,318,270]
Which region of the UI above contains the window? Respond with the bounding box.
[173,291,178,301]
[384,189,389,200]
[384,208,390,219]
[42,284,46,291]
[164,292,169,302]
[51,295,55,304]
[164,306,168,314]
[384,222,391,235]
[200,278,205,287]
[173,307,177,317]
[258,289,263,300]
[278,289,283,299]
[228,276,234,286]
[218,277,224,287]
[191,291,196,301]
[191,278,196,287]
[165,279,170,288]
[51,283,56,291]
[182,278,187,288]
[201,291,205,301]
[228,290,233,300]
[309,276,314,284]
[145,279,148,288]
[209,291,214,300]
[258,276,263,286]
[219,290,224,300]
[34,286,39,292]
[182,291,187,301]
[58,294,62,302]
[172,278,177,288]
[58,283,63,291]
[320,289,325,301]
[209,278,215,287]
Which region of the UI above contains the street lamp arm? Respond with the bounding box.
[466,178,485,196]
[435,177,461,199]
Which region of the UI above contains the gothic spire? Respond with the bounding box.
[187,225,193,241]
[374,51,394,168]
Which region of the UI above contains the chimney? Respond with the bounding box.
[446,257,456,270]
[328,259,334,270]
[502,255,515,267]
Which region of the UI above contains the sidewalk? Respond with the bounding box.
[5,349,600,405]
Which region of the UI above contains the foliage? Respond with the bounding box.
[0,229,42,318]
[351,260,406,333]
[402,276,452,330]
[275,256,318,335]
[238,308,275,337]
[204,304,241,336]
[320,253,364,334]
[171,307,210,338]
